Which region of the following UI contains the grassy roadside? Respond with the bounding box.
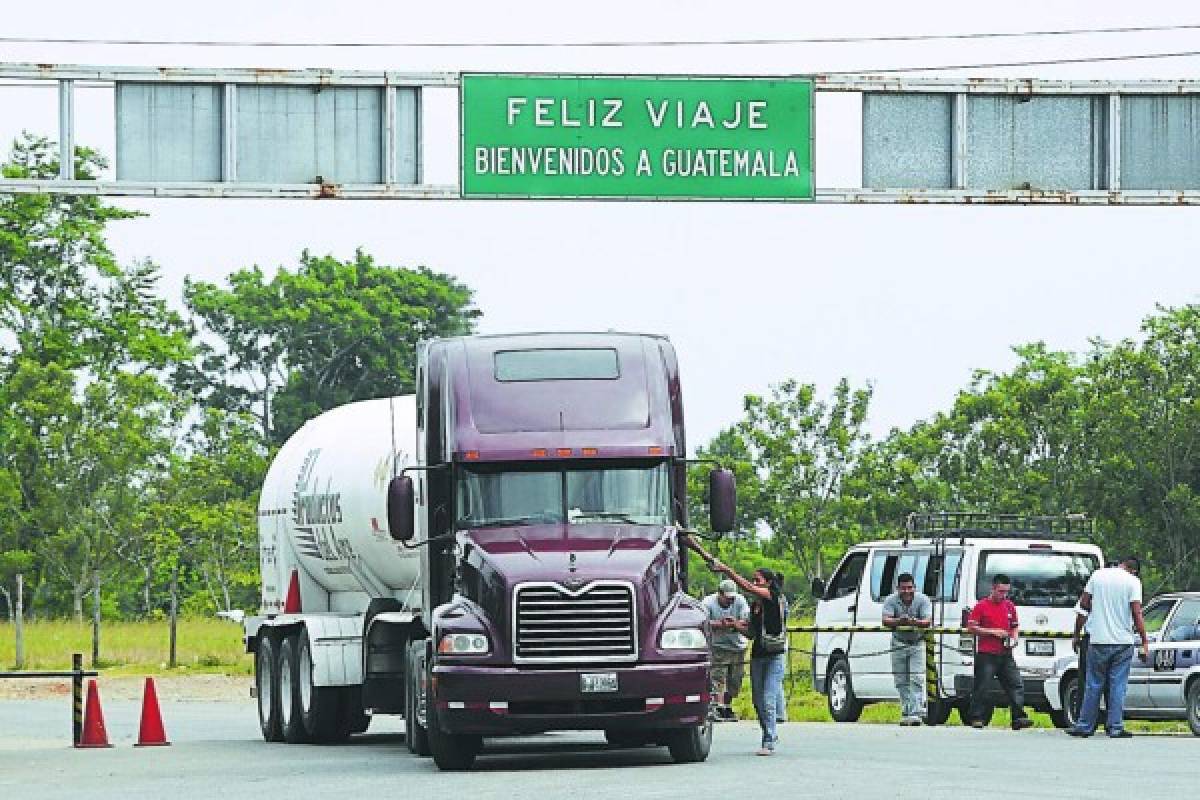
[0,619,252,676]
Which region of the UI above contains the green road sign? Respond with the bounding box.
[461,74,813,200]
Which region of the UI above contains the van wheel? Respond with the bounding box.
[665,721,712,763]
[924,699,952,726]
[255,635,283,742]
[956,699,994,727]
[1185,679,1199,736]
[827,657,864,722]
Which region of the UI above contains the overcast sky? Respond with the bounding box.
[2,1,1198,450]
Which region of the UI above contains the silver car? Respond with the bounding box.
[1044,591,1200,735]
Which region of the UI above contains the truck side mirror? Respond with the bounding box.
[811,577,826,599]
[708,468,736,533]
[387,475,415,542]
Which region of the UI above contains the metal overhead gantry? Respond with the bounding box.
[3,62,1200,204]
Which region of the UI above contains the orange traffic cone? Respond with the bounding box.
[134,677,170,746]
[76,679,113,748]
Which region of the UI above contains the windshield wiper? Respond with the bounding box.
[465,515,555,529]
[571,511,647,525]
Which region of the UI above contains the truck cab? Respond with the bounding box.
[391,333,733,768]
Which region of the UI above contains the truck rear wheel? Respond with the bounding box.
[278,633,310,744]
[298,631,351,743]
[256,635,283,742]
[665,720,712,764]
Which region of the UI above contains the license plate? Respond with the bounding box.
[581,672,618,693]
[1025,640,1054,656]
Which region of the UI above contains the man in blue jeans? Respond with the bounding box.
[1068,557,1150,739]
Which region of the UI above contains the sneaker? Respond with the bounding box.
[1107,730,1133,739]
[970,720,985,729]
[1066,728,1092,738]
[1011,717,1034,731]
[755,747,774,756]
[899,716,919,727]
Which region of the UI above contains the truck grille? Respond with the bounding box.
[514,582,637,663]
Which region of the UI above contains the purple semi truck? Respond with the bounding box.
[245,332,736,770]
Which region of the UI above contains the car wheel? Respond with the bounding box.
[827,657,864,722]
[1187,679,1200,737]
[604,729,652,748]
[1053,673,1080,730]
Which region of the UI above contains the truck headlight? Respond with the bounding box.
[660,628,707,650]
[437,633,489,655]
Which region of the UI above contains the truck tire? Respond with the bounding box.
[425,658,481,771]
[298,631,351,743]
[278,633,311,744]
[1186,679,1199,736]
[255,635,284,742]
[827,657,864,722]
[665,721,712,764]
[405,643,430,756]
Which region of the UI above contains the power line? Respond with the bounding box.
[2,23,1200,49]
[825,48,1200,74]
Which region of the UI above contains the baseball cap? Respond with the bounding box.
[718,579,737,596]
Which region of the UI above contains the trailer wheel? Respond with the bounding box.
[255,635,284,742]
[298,631,351,743]
[665,719,712,764]
[278,633,310,744]
[405,643,430,756]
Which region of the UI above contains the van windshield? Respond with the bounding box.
[975,551,1098,608]
[455,461,671,528]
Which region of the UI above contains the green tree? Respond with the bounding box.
[185,248,480,444]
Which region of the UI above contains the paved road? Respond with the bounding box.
[0,697,1192,799]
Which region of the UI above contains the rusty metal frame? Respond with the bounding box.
[4,64,1200,203]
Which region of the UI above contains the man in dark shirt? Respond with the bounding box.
[966,573,1033,730]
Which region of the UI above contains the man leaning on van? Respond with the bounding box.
[882,572,933,726]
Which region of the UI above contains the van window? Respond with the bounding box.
[826,552,867,600]
[870,549,962,602]
[975,551,1098,608]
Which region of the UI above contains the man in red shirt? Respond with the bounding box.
[966,573,1033,730]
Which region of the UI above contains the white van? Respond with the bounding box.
[811,513,1102,726]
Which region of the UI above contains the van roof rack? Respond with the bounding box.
[904,511,1094,542]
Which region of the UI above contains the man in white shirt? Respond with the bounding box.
[1067,557,1150,739]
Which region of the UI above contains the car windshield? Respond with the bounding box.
[975,550,1099,608]
[456,461,671,528]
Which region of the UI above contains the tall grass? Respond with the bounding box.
[0,618,252,675]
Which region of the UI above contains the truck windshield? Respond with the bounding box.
[456,462,671,529]
[975,550,1099,608]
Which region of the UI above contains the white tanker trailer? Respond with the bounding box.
[244,332,736,770]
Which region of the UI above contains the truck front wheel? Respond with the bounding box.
[405,643,430,756]
[665,720,712,764]
[427,709,481,770]
[255,635,283,742]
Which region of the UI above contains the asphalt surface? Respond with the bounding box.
[0,696,1193,799]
